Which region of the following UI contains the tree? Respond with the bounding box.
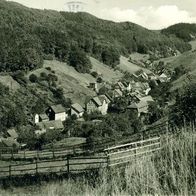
[68,47,92,73]
[101,47,120,68]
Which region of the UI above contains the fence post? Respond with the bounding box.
[107,154,110,168]
[37,150,39,160]
[9,165,11,177]
[0,149,1,160]
[11,148,14,160]
[52,144,55,159]
[67,155,70,178]
[24,150,26,159]
[35,159,38,175]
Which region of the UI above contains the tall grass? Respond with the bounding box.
[1,129,195,196]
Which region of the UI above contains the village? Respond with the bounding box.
[0,69,170,150]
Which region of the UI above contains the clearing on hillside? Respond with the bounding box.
[0,75,20,92]
[118,56,151,74]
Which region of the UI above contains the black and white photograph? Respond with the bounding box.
[0,0,195,195]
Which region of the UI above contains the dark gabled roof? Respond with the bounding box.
[104,93,113,101]
[122,82,130,88]
[71,103,84,113]
[7,129,18,139]
[50,104,66,114]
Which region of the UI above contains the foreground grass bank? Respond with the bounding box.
[1,129,195,196]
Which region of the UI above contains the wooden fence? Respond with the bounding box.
[0,137,161,179]
[0,118,168,161]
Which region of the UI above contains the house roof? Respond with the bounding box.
[50,104,66,114]
[1,138,20,148]
[7,129,18,139]
[37,120,64,131]
[117,82,125,89]
[99,95,111,104]
[128,101,148,113]
[122,82,130,88]
[92,97,102,107]
[140,96,154,103]
[114,89,123,96]
[105,93,113,102]
[39,114,49,120]
[71,103,84,113]
[159,73,167,78]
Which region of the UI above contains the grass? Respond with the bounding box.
[1,127,195,195]
[27,57,124,106]
[0,75,20,92]
[117,56,151,74]
[43,137,86,149]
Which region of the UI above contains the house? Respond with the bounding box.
[6,129,18,140]
[35,120,64,136]
[159,73,170,83]
[127,95,154,117]
[35,113,49,124]
[98,95,111,115]
[46,104,68,121]
[86,94,111,115]
[71,103,84,118]
[127,101,149,117]
[148,72,157,80]
[116,81,126,91]
[123,82,131,92]
[132,70,149,81]
[113,89,123,98]
[86,97,103,114]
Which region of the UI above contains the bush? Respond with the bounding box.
[45,67,52,71]
[29,74,38,83]
[97,77,103,83]
[91,71,98,78]
[40,72,48,80]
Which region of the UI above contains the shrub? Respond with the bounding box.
[91,71,98,78]
[45,67,52,71]
[40,72,48,79]
[97,77,103,83]
[29,74,38,83]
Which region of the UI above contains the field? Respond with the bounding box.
[27,57,125,106]
[117,56,151,74]
[1,130,195,196]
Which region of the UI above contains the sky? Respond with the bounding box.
[7,0,196,29]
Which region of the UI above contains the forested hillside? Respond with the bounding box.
[0,0,191,73]
[162,23,196,42]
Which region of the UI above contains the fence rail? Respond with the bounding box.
[0,137,161,179]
